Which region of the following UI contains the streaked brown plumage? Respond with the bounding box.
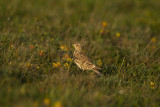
[73,43,102,76]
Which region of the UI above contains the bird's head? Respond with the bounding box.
[72,43,82,51]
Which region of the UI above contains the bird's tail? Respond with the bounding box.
[93,67,103,76]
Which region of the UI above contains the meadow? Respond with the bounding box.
[0,0,160,107]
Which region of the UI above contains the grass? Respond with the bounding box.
[0,0,160,107]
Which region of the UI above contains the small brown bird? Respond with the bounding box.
[73,43,102,76]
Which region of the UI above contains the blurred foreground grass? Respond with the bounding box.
[0,0,160,107]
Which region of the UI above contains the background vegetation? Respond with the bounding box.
[0,0,160,107]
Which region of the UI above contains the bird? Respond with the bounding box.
[72,43,102,76]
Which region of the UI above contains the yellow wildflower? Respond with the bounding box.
[57,62,60,67]
[60,45,65,50]
[10,44,14,48]
[43,98,50,106]
[100,29,104,35]
[151,86,155,89]
[151,37,156,43]
[53,62,61,68]
[39,50,45,56]
[150,82,154,86]
[97,59,102,66]
[9,44,14,48]
[150,82,155,89]
[63,54,72,62]
[53,101,62,107]
[60,45,68,51]
[67,58,72,62]
[53,63,57,67]
[57,63,60,67]
[116,32,120,37]
[27,63,30,66]
[33,101,38,107]
[27,63,32,67]
[37,66,39,69]
[64,63,69,69]
[102,21,107,27]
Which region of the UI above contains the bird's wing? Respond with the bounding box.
[82,59,95,69]
[74,59,82,69]
[78,51,92,62]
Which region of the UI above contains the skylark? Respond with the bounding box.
[73,43,102,76]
